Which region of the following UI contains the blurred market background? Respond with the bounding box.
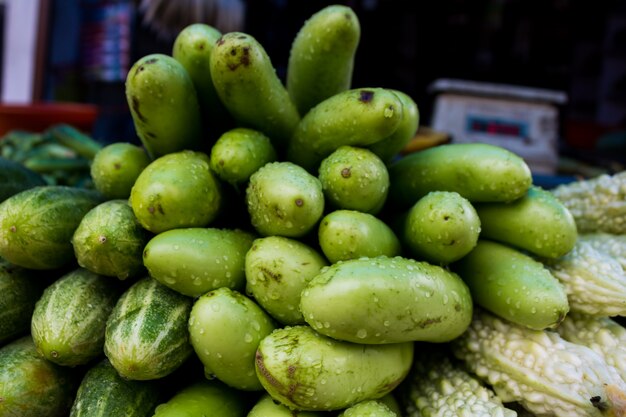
[1,0,625,185]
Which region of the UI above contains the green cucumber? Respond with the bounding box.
[210,32,300,149]
[0,156,46,202]
[72,199,150,280]
[300,256,473,344]
[143,227,255,297]
[0,186,103,269]
[47,124,103,160]
[388,143,532,207]
[256,325,413,411]
[31,267,122,366]
[153,380,246,417]
[0,336,78,417]
[287,5,360,116]
[451,239,570,330]
[70,358,160,417]
[474,186,578,259]
[126,54,203,158]
[104,277,193,380]
[287,88,403,172]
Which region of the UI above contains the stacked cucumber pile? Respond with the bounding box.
[1,4,626,417]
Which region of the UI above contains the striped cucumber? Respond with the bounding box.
[31,267,123,366]
[70,358,160,417]
[104,277,193,380]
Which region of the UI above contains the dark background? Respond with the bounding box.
[41,0,626,157]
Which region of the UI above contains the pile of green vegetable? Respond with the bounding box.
[1,4,626,417]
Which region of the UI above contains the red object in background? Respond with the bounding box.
[0,102,99,135]
[563,119,619,150]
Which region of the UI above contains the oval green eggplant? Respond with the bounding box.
[153,380,246,417]
[246,161,324,238]
[300,256,473,344]
[474,186,578,259]
[318,210,401,263]
[189,287,276,391]
[287,88,403,172]
[255,325,413,411]
[318,145,389,214]
[72,199,150,280]
[104,277,193,380]
[286,5,360,116]
[31,268,122,366]
[402,191,481,265]
[210,32,300,149]
[129,150,222,234]
[125,53,203,158]
[388,143,532,208]
[247,393,325,417]
[245,236,328,325]
[90,142,150,199]
[338,400,397,417]
[143,227,255,297]
[451,239,570,330]
[0,336,78,417]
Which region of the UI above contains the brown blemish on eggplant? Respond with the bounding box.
[238,35,247,39]
[295,198,304,207]
[417,316,443,328]
[255,350,283,390]
[217,36,225,46]
[197,42,205,50]
[259,266,282,283]
[241,47,250,66]
[145,131,157,139]
[145,57,158,64]
[114,163,121,170]
[131,96,147,123]
[359,90,374,103]
[157,204,165,215]
[9,225,16,233]
[341,167,351,178]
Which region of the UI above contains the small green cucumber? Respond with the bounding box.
[402,191,481,265]
[245,236,328,325]
[247,393,325,417]
[126,54,203,158]
[246,161,324,238]
[143,227,255,297]
[474,186,578,259]
[287,5,360,116]
[318,145,389,214]
[31,268,122,366]
[318,210,401,263]
[189,287,276,391]
[255,325,413,411]
[90,142,150,199]
[129,150,222,234]
[0,336,78,417]
[452,239,570,330]
[287,88,403,172]
[0,186,103,269]
[368,90,420,163]
[210,32,300,149]
[153,380,246,417]
[69,358,160,417]
[209,127,277,185]
[104,277,193,380]
[72,200,150,280]
[300,256,473,344]
[388,143,532,207]
[47,124,103,160]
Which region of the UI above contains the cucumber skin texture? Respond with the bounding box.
[0,186,103,270]
[129,151,222,234]
[126,53,203,158]
[255,325,414,411]
[452,239,570,330]
[300,256,473,344]
[368,90,420,163]
[188,287,276,391]
[0,336,77,417]
[210,32,300,149]
[245,236,328,325]
[474,186,578,259]
[388,143,532,207]
[248,393,324,417]
[72,199,150,280]
[318,210,401,263]
[143,227,255,297]
[0,260,45,345]
[0,156,46,202]
[31,268,122,366]
[318,145,389,215]
[69,358,160,417]
[287,88,403,172]
[104,277,193,380]
[153,380,246,417]
[287,5,360,116]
